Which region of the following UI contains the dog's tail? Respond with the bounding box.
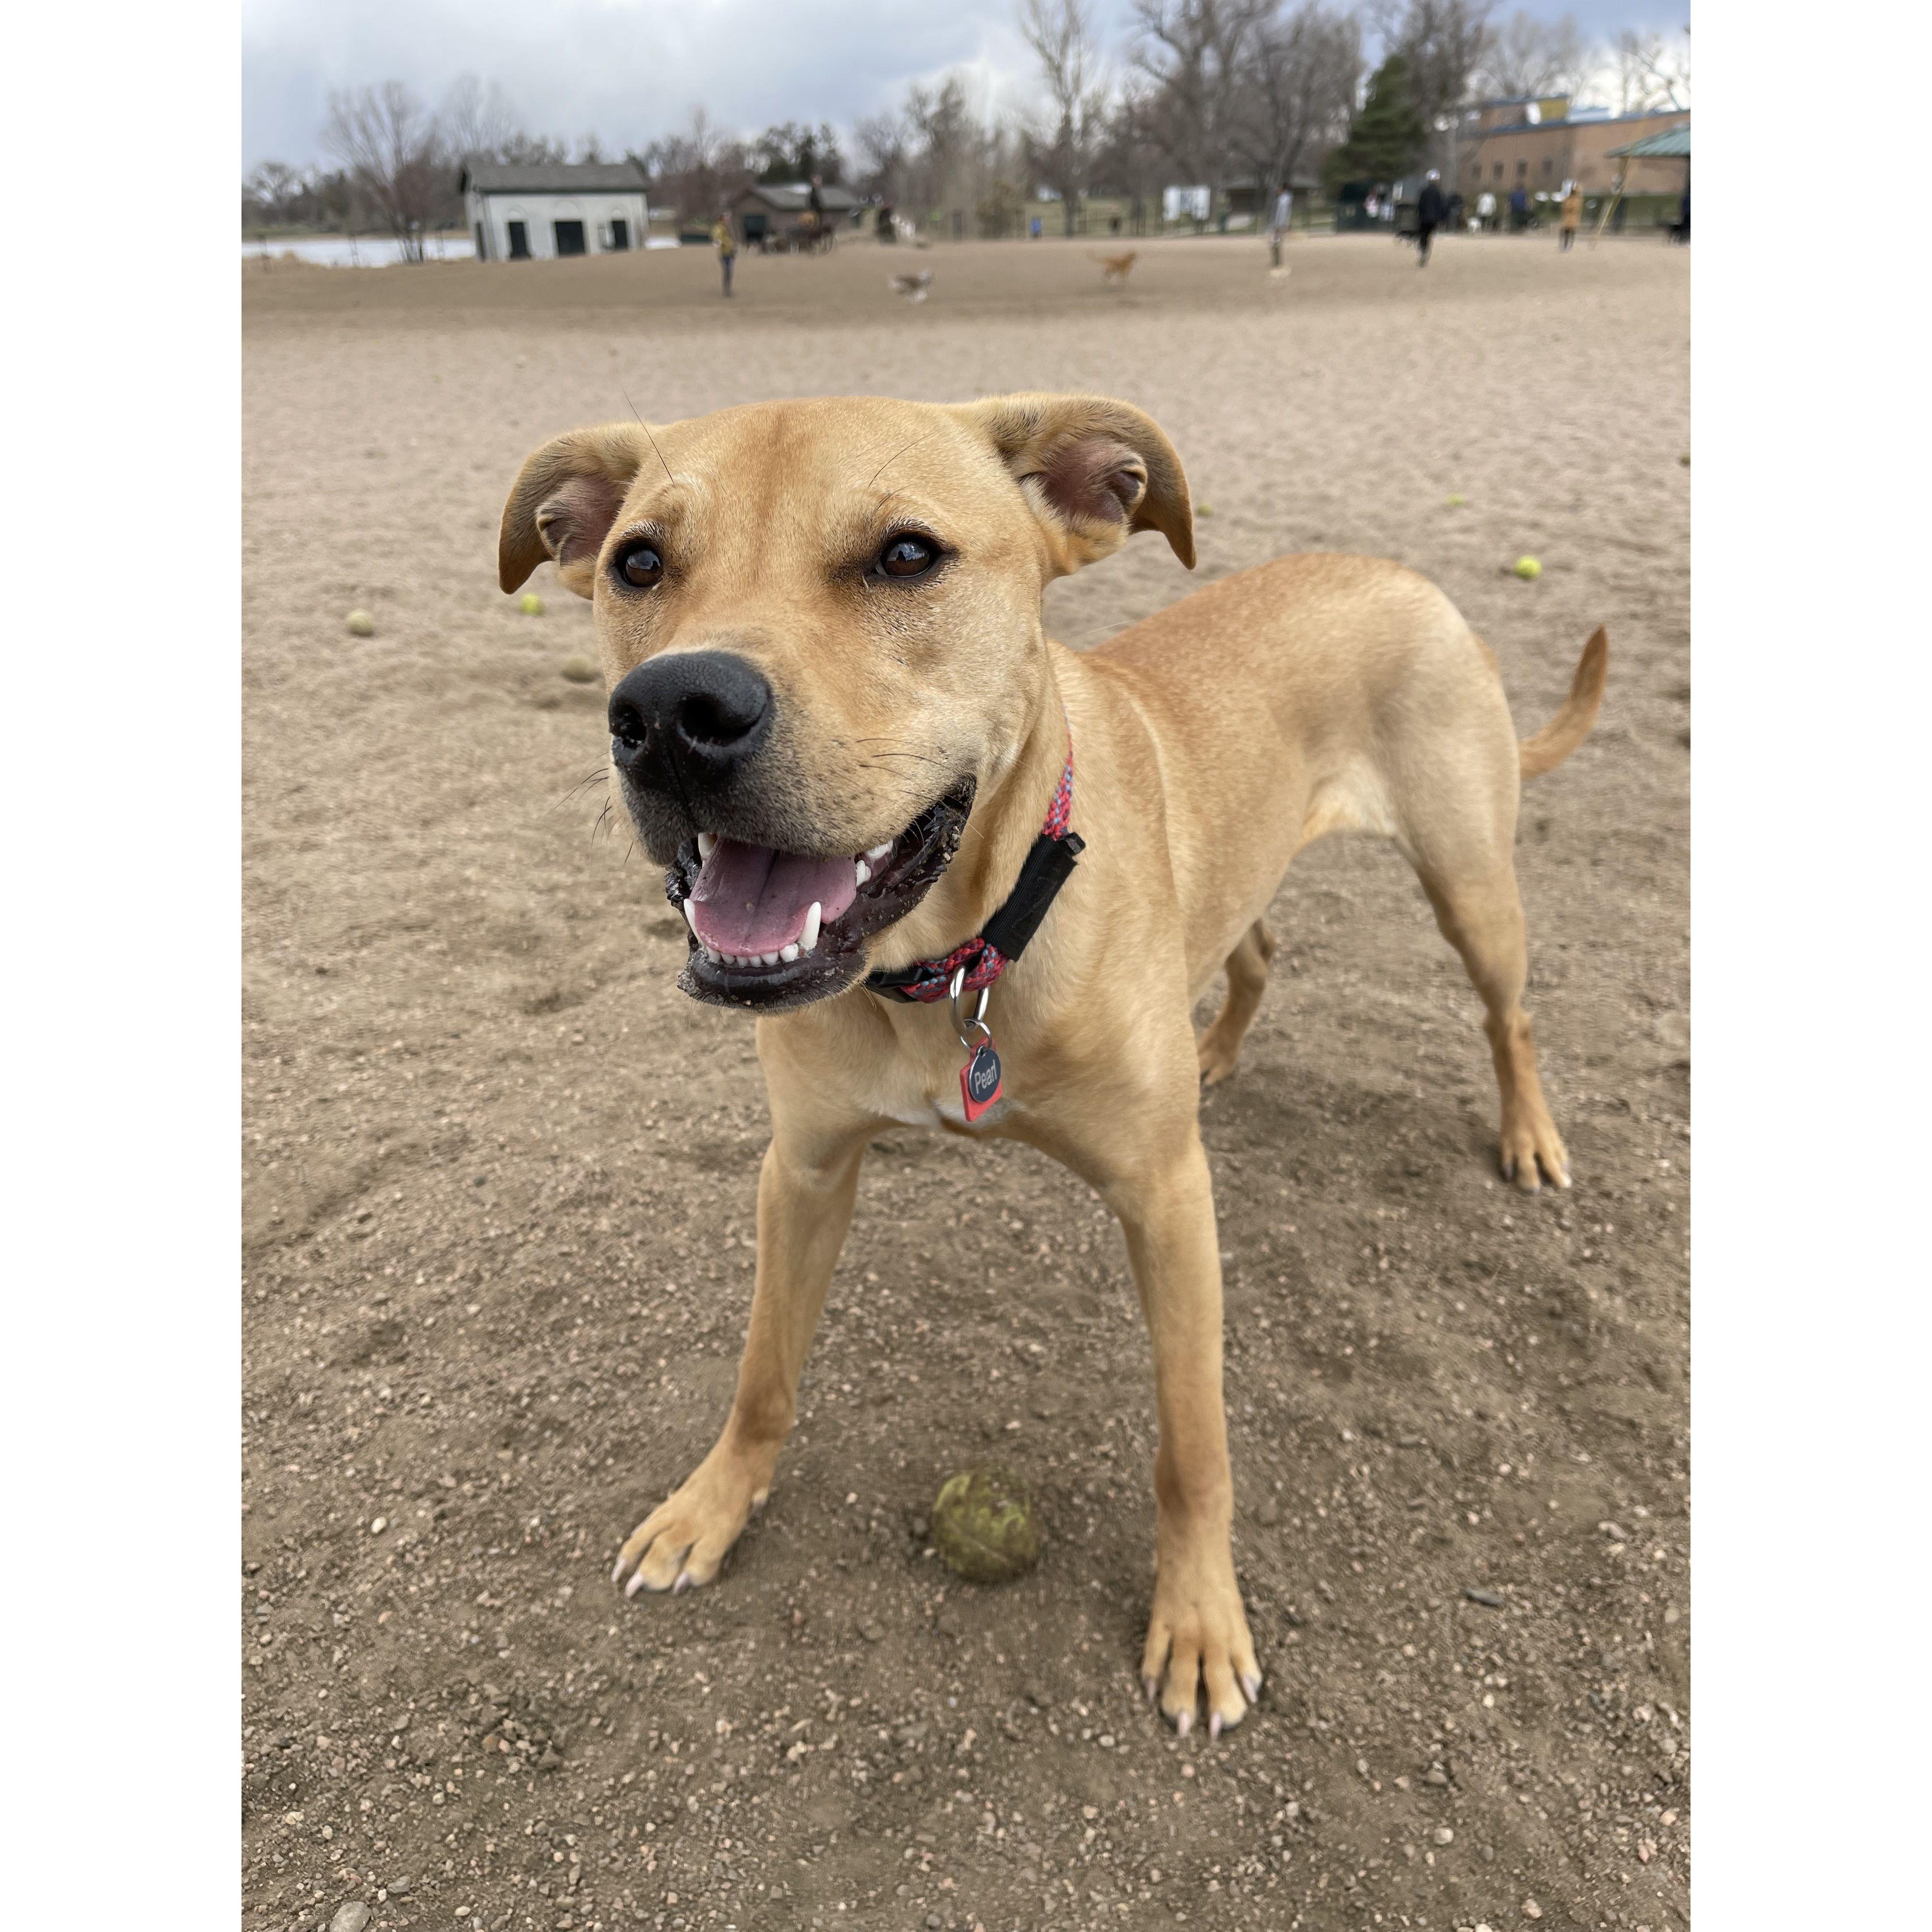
[1518,626,1608,779]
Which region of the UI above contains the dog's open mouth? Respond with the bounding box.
[664,778,975,1011]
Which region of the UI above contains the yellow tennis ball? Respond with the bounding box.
[1513,556,1542,580]
[520,592,545,616]
[345,609,375,636]
[931,1464,1042,1585]
[1446,493,1467,506]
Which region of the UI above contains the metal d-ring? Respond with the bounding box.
[949,965,991,1051]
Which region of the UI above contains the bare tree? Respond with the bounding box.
[440,75,523,164]
[1131,0,1271,227]
[853,108,912,203]
[1610,27,1690,114]
[1018,0,1111,235]
[323,82,448,260]
[1477,10,1585,101]
[1229,4,1362,220]
[1089,84,1168,230]
[639,107,750,224]
[1374,0,1496,126]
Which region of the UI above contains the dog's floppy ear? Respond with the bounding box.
[498,423,656,597]
[953,392,1194,575]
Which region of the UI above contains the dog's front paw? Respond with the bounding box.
[1499,1101,1571,1191]
[1196,1032,1242,1087]
[1140,1546,1262,1738]
[611,1444,773,1598]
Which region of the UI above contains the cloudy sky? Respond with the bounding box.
[243,0,1686,172]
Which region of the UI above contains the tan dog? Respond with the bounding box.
[498,393,1605,1737]
[1090,250,1138,284]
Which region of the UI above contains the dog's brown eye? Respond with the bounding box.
[616,540,664,589]
[877,534,938,579]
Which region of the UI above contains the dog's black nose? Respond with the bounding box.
[608,652,773,793]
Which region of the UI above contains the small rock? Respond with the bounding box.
[387,1876,412,1895]
[1523,1902,1542,1920]
[1463,1586,1504,1608]
[1433,1825,1454,1846]
[330,1905,372,1932]
[859,1619,885,1643]
[1253,1496,1281,1527]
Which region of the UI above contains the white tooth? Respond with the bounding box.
[866,842,892,862]
[697,832,716,861]
[855,860,871,887]
[780,943,799,963]
[802,902,822,952]
[682,899,698,934]
[761,951,779,967]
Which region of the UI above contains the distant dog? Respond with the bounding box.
[498,392,1606,1737]
[888,271,933,304]
[1091,250,1138,285]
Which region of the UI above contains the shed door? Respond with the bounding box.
[608,217,629,251]
[507,220,529,259]
[553,219,586,256]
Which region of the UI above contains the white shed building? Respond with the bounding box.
[461,161,651,262]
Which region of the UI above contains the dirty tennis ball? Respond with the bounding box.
[1446,493,1467,506]
[519,591,546,616]
[931,1464,1041,1585]
[1195,502,1215,518]
[345,609,375,636]
[559,654,599,684]
[1679,452,1690,466]
[1513,555,1542,580]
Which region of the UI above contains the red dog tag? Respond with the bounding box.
[960,1036,1003,1121]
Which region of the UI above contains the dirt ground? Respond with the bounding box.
[242,231,1689,1932]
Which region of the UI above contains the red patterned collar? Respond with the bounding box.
[865,734,1082,1004]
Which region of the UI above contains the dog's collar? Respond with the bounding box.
[865,732,1083,1005]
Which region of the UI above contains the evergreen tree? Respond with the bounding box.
[1323,53,1429,187]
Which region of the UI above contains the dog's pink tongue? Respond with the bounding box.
[689,839,857,954]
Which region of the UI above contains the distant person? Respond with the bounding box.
[807,173,828,253]
[1110,212,1122,234]
[1477,188,1496,232]
[876,201,895,244]
[1509,184,1528,232]
[1267,186,1292,267]
[1416,170,1445,266]
[1559,181,1583,251]
[1030,215,1043,239]
[712,214,737,296]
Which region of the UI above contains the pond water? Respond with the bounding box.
[243,232,683,267]
[243,234,476,267]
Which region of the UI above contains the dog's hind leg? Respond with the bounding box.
[1196,920,1276,1087]
[1414,861,1570,1191]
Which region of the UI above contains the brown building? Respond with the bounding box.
[730,182,859,250]
[1456,96,1690,207]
